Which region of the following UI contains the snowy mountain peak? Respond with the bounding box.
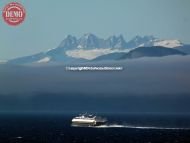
[118,34,125,40]
[127,35,183,48]
[117,35,126,43]
[107,35,117,42]
[127,35,155,48]
[78,33,102,49]
[153,39,183,48]
[58,35,77,48]
[7,34,187,64]
[114,35,127,48]
[106,35,127,48]
[83,33,97,39]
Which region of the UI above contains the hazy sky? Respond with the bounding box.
[0,0,190,60]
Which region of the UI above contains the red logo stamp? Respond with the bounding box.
[2,2,26,26]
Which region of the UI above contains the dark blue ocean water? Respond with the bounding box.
[0,113,190,143]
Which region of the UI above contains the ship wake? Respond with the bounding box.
[92,124,190,130]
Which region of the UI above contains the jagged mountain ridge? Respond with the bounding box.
[7,33,187,64]
[57,33,183,50]
[57,33,128,50]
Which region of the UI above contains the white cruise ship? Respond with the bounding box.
[71,113,107,126]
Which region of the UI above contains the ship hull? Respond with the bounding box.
[71,119,106,126]
[71,121,105,127]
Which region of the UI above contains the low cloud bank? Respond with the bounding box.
[0,55,190,112]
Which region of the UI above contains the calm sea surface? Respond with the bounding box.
[0,113,190,143]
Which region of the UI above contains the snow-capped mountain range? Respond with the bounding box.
[7,33,189,64]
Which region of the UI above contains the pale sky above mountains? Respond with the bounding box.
[0,0,190,60]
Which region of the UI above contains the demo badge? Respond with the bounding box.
[2,2,26,26]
